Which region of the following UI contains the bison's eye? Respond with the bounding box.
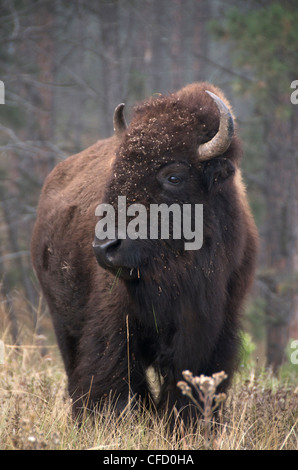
[157,161,189,191]
[168,175,182,185]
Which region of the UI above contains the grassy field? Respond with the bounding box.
[0,324,297,450]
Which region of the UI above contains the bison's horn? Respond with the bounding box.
[113,103,128,138]
[198,90,234,161]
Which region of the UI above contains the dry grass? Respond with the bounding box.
[0,318,297,450]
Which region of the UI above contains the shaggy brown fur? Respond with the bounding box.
[31,82,258,421]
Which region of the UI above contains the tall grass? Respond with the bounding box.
[0,308,297,450]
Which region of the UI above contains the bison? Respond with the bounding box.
[31,82,258,422]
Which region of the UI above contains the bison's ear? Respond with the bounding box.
[202,157,235,192]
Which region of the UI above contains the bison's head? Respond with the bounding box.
[93,83,241,296]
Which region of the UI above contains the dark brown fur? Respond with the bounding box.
[31,82,258,421]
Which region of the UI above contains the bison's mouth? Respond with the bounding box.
[103,264,140,281]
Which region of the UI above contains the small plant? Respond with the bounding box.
[239,331,257,369]
[177,370,227,445]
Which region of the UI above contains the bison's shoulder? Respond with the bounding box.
[31,136,117,285]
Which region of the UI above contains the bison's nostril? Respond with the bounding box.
[92,237,122,266]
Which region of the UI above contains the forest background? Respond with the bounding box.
[0,0,297,372]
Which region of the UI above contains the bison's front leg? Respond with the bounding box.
[69,323,151,419]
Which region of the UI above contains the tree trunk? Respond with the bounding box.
[34,5,55,173]
[263,100,298,369]
[171,0,183,90]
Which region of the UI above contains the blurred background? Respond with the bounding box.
[0,0,297,372]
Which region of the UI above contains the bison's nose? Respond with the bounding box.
[92,237,122,268]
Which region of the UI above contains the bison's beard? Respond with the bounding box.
[122,246,228,375]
